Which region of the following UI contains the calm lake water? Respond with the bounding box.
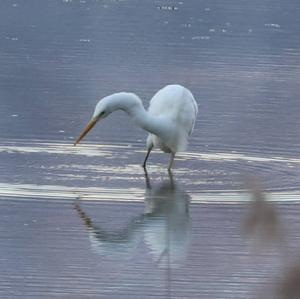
[0,0,300,298]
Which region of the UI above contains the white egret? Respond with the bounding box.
[74,84,198,169]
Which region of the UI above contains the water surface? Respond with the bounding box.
[1,0,300,298]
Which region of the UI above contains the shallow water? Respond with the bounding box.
[1,0,300,298]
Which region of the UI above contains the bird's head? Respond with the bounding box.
[74,97,113,146]
[74,92,141,146]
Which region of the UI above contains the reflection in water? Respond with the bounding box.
[278,262,300,299]
[143,171,191,268]
[74,171,190,269]
[242,178,281,248]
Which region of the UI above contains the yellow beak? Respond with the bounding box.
[74,117,98,146]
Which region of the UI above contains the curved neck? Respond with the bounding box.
[122,94,172,139]
[110,93,171,139]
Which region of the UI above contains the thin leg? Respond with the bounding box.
[142,146,153,169]
[143,168,152,190]
[167,169,175,188]
[168,152,175,171]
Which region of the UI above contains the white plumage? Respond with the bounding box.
[146,85,198,154]
[74,84,198,169]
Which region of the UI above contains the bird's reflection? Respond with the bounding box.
[143,170,191,268]
[74,170,191,269]
[242,178,281,248]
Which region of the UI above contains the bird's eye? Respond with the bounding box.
[100,111,106,116]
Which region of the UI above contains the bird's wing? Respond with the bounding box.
[147,85,198,152]
[148,85,198,136]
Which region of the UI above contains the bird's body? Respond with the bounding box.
[146,85,197,154]
[74,84,198,169]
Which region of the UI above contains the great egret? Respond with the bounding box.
[74,84,198,169]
